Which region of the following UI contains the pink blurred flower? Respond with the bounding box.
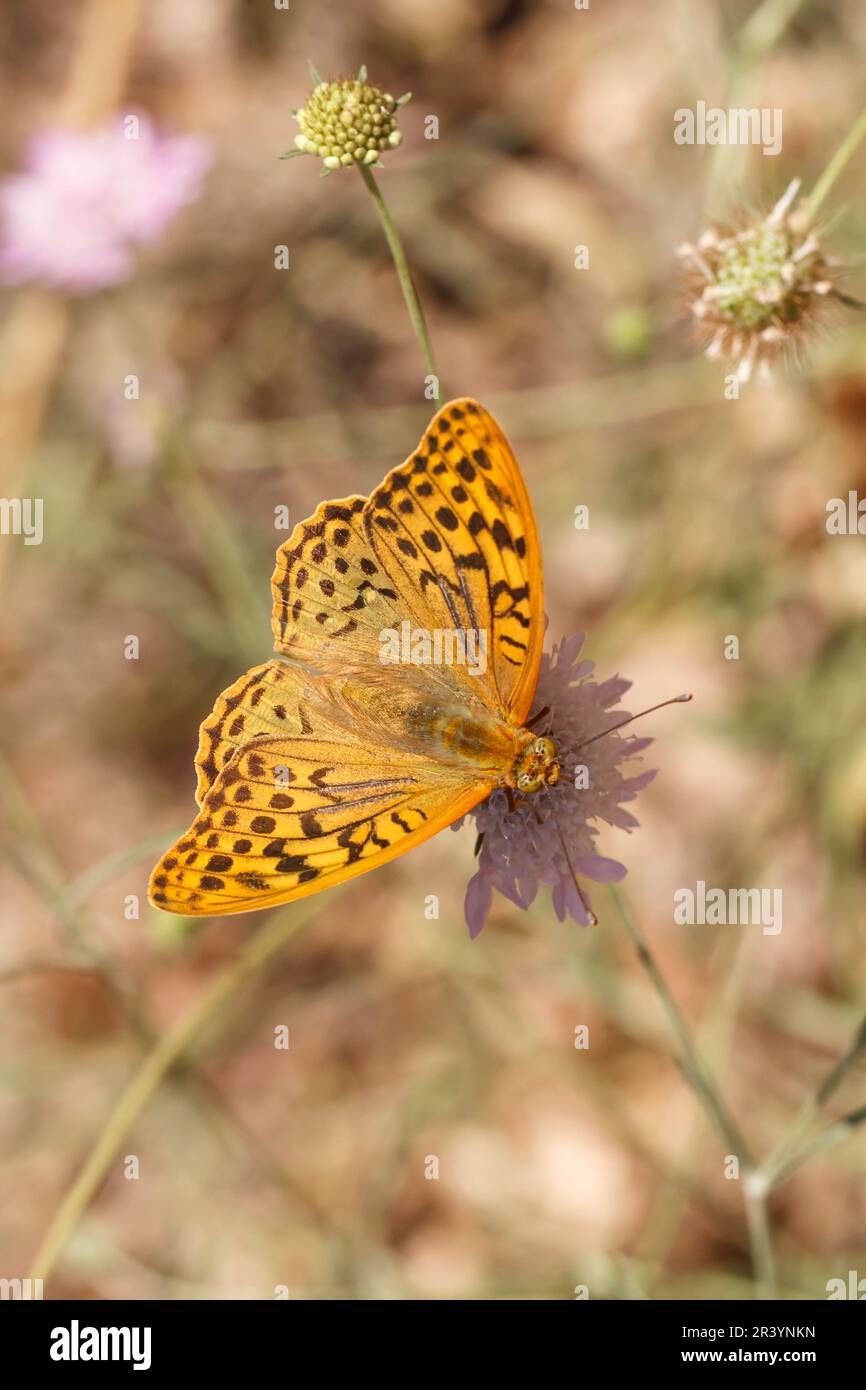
[458,633,657,937]
[0,114,211,293]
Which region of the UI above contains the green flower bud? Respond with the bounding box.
[289,71,409,173]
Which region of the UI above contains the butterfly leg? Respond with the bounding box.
[524,795,598,926]
[526,705,551,730]
[500,783,536,811]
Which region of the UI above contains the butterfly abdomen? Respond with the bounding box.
[402,700,521,780]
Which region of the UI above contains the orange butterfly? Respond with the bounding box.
[149,398,559,915]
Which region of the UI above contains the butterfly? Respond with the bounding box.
[149,398,560,916]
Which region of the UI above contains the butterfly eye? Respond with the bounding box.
[533,738,546,754]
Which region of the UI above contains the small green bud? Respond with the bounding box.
[603,306,652,358]
[287,71,410,173]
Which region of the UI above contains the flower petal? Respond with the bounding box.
[464,870,493,939]
[574,854,627,883]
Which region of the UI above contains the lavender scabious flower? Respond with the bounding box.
[459,633,656,938]
[0,114,211,294]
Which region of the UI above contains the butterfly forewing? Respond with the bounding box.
[363,399,543,724]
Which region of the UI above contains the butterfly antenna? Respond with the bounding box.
[574,693,692,753]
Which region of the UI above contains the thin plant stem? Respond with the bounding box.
[58,829,187,916]
[732,0,809,64]
[608,886,753,1164]
[357,162,439,386]
[1,753,334,1250]
[815,1014,866,1106]
[607,888,782,1297]
[757,1013,866,1191]
[189,357,752,474]
[799,108,866,228]
[639,933,751,1287]
[760,1106,866,1192]
[743,1173,778,1299]
[28,892,336,1285]
[755,1095,816,1193]
[707,0,809,212]
[167,445,267,671]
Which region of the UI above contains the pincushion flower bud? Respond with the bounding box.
[677,179,844,382]
[285,67,410,173]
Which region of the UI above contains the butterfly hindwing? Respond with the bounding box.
[194,660,315,806]
[270,494,405,671]
[150,721,492,916]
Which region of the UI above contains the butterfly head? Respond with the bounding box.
[513,734,561,795]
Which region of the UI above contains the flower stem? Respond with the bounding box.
[357,163,439,388]
[732,0,809,65]
[743,1174,778,1299]
[608,887,781,1296]
[707,0,809,211]
[799,107,866,228]
[755,1012,866,1191]
[608,885,752,1163]
[28,894,333,1285]
[761,1106,866,1193]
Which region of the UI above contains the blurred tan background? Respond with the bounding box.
[1,0,866,1300]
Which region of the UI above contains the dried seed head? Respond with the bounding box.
[288,72,409,173]
[677,180,843,381]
